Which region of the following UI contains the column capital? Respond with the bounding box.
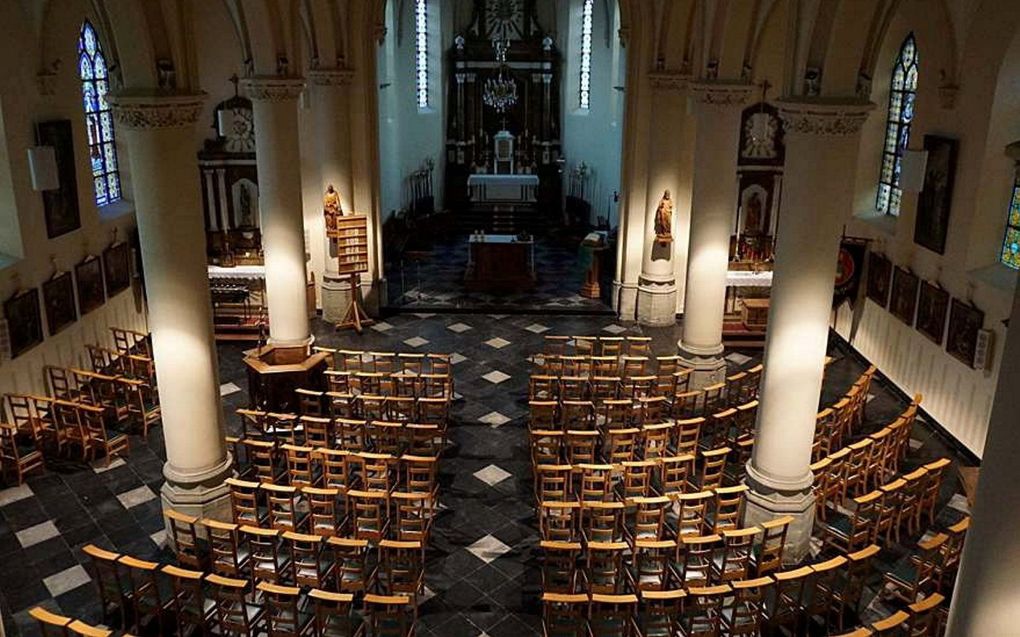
[307,68,355,87]
[777,99,876,136]
[107,91,206,130]
[649,71,690,92]
[241,76,306,101]
[689,81,754,106]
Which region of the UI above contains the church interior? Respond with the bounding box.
[1,1,1019,636]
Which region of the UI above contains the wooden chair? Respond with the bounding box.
[29,607,73,637]
[871,611,911,635]
[752,515,793,576]
[301,416,334,450]
[0,422,45,485]
[284,531,334,589]
[302,486,344,537]
[626,336,653,356]
[833,544,881,630]
[82,544,127,628]
[585,541,629,594]
[163,564,215,637]
[674,534,722,587]
[203,519,250,578]
[530,400,559,430]
[768,566,813,635]
[364,594,416,637]
[307,589,363,637]
[590,593,640,637]
[820,490,883,554]
[226,477,265,526]
[566,430,600,465]
[258,581,314,637]
[882,533,945,604]
[698,447,730,491]
[68,621,111,637]
[805,555,849,631]
[562,400,597,430]
[80,403,129,466]
[346,489,390,542]
[531,429,565,465]
[720,576,773,637]
[619,459,657,499]
[711,485,747,532]
[627,495,670,544]
[605,427,641,464]
[240,525,291,584]
[935,517,970,593]
[918,457,951,529]
[674,418,704,456]
[393,491,435,543]
[683,584,730,637]
[712,526,759,583]
[905,592,945,636]
[542,540,583,593]
[630,539,676,591]
[327,537,372,594]
[676,490,713,536]
[542,592,590,637]
[207,573,266,637]
[165,509,205,570]
[530,375,559,400]
[119,554,169,634]
[536,464,574,503]
[578,464,616,504]
[658,454,696,497]
[378,539,425,601]
[242,439,284,483]
[582,500,626,544]
[122,377,160,440]
[639,589,686,637]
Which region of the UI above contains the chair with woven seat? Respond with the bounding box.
[589,593,640,637]
[682,584,730,637]
[541,540,583,593]
[240,525,291,584]
[674,534,722,588]
[630,539,676,591]
[203,519,251,578]
[327,537,372,594]
[283,531,334,589]
[720,576,773,637]
[585,541,630,594]
[882,533,945,604]
[712,526,759,583]
[259,581,314,637]
[639,588,686,637]
[751,515,793,577]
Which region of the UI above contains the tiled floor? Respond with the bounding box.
[1,314,974,637]
[384,235,615,314]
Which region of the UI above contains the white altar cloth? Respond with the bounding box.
[467,174,539,203]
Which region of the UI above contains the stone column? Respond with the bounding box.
[636,73,686,327]
[678,82,753,387]
[108,93,232,521]
[744,100,873,562]
[308,69,357,324]
[946,284,1020,635]
[241,77,311,347]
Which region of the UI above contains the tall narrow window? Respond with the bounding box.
[415,0,429,109]
[77,20,121,207]
[579,0,594,109]
[1001,171,1020,270]
[877,34,919,216]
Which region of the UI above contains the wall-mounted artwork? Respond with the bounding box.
[38,119,82,239]
[103,242,131,295]
[915,280,949,345]
[946,299,985,368]
[914,135,958,255]
[42,272,77,336]
[75,256,105,315]
[3,289,44,358]
[890,267,920,325]
[866,252,892,308]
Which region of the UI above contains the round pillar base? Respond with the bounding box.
[160,455,235,548]
[637,277,677,327]
[742,475,816,565]
[677,343,727,389]
[321,273,354,324]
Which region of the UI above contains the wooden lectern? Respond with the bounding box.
[243,344,330,412]
[326,214,373,333]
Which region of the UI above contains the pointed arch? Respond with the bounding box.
[77,19,122,208]
[876,32,918,216]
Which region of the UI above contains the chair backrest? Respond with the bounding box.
[326,536,371,593]
[258,581,306,637]
[207,573,261,636]
[29,607,73,637]
[364,594,416,637]
[677,534,722,587]
[165,509,203,569]
[308,589,358,637]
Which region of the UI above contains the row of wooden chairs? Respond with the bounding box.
[542,544,887,637]
[313,346,452,376]
[85,344,157,389]
[321,371,454,400]
[79,543,418,637]
[542,334,654,357]
[812,398,925,517]
[255,391,452,432]
[0,421,46,484]
[818,457,952,555]
[109,327,151,358]
[537,485,764,541]
[2,394,130,467]
[812,365,880,461]
[876,521,969,608]
[236,409,449,453]
[44,365,161,438]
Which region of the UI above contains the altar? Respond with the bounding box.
[467,174,539,203]
[464,234,536,292]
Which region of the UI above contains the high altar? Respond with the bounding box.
[444,0,562,212]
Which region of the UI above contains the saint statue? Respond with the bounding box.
[323,184,342,231]
[654,190,674,243]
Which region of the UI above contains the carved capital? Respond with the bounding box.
[689,82,754,107]
[649,72,689,92]
[777,99,875,136]
[307,69,355,87]
[240,76,306,102]
[107,92,207,130]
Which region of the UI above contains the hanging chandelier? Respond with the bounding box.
[483,39,518,114]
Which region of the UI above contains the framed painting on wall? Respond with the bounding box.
[866,252,893,308]
[75,256,106,315]
[37,119,82,239]
[914,135,959,255]
[42,271,77,336]
[3,289,44,358]
[103,241,131,295]
[915,280,949,345]
[890,267,920,325]
[946,299,985,368]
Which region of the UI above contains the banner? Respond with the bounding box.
[834,237,868,309]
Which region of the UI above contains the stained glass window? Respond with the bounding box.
[415,0,429,109]
[78,20,121,207]
[876,34,918,216]
[1001,172,1020,269]
[579,0,594,110]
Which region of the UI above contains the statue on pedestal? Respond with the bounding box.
[323,183,342,232]
[655,189,674,244]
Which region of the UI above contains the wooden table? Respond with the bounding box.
[464,234,536,293]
